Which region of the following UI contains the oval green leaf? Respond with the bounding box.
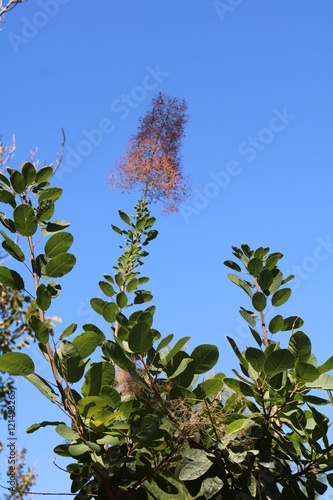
[116,291,127,308]
[190,344,219,374]
[0,352,34,376]
[247,258,263,277]
[35,166,53,184]
[252,291,266,312]
[269,315,284,334]
[44,232,74,259]
[264,349,296,377]
[10,170,26,194]
[128,321,153,354]
[21,161,36,185]
[271,288,292,307]
[45,253,76,278]
[0,266,24,290]
[13,204,37,236]
[36,284,52,311]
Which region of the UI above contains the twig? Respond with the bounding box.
[51,128,66,178]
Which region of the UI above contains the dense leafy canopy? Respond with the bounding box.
[1,162,333,498]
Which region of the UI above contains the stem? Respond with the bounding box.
[27,235,73,417]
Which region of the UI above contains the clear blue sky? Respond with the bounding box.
[1,1,333,497]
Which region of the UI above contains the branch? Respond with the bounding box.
[0,0,27,30]
[51,128,66,178]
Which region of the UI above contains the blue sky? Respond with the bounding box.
[1,1,333,497]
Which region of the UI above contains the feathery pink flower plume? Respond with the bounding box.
[109,92,189,214]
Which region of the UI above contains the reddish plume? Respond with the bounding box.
[109,92,189,214]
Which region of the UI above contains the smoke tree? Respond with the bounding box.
[1,96,333,498]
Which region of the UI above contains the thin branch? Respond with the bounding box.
[0,0,27,30]
[51,128,66,178]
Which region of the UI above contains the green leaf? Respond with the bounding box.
[81,362,115,397]
[254,246,270,259]
[165,336,191,363]
[47,280,61,297]
[82,324,105,341]
[72,331,100,359]
[128,322,153,354]
[227,274,253,298]
[179,458,213,481]
[29,315,49,344]
[156,333,174,352]
[282,316,304,331]
[190,344,219,374]
[264,349,296,377]
[59,323,77,340]
[252,291,266,311]
[247,258,263,277]
[272,288,292,307]
[21,161,36,185]
[10,170,26,194]
[269,270,283,294]
[224,378,254,397]
[102,302,118,323]
[306,374,333,390]
[195,376,225,398]
[269,315,284,334]
[318,356,333,375]
[224,260,241,272]
[0,188,16,208]
[134,290,153,304]
[101,340,135,371]
[225,417,252,435]
[0,212,16,233]
[35,166,53,183]
[100,386,121,408]
[116,291,128,308]
[55,424,79,440]
[111,224,123,235]
[40,220,70,236]
[13,204,37,236]
[0,230,25,261]
[76,396,109,418]
[239,307,256,328]
[44,232,74,258]
[69,443,90,457]
[25,373,58,402]
[98,281,115,297]
[295,362,320,382]
[0,266,24,290]
[38,187,63,203]
[90,298,106,315]
[36,199,55,221]
[265,252,283,270]
[45,253,76,278]
[36,284,52,311]
[288,331,311,362]
[245,347,265,373]
[226,336,249,369]
[167,357,193,380]
[26,420,65,434]
[257,268,273,293]
[0,352,34,375]
[55,341,84,383]
[126,278,140,292]
[118,209,131,225]
[0,173,10,187]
